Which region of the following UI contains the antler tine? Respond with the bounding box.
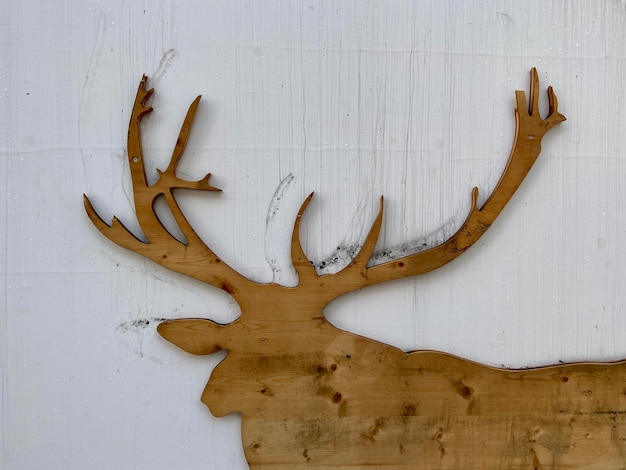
[159,93,219,188]
[83,196,148,251]
[154,93,221,248]
[362,68,565,288]
[328,196,384,291]
[528,67,539,116]
[290,195,385,293]
[290,193,319,283]
[353,196,385,270]
[166,94,202,172]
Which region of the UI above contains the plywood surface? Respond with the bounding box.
[85,70,626,468]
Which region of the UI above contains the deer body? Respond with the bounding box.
[160,303,626,469]
[84,70,626,467]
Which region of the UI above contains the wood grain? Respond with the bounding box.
[81,69,626,469]
[159,317,626,468]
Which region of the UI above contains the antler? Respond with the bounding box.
[291,68,565,297]
[84,75,251,294]
[86,69,564,309]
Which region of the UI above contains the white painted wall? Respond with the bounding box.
[2,1,626,468]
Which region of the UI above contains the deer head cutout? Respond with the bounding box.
[86,70,626,468]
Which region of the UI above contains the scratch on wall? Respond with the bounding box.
[116,317,168,332]
[262,173,472,277]
[265,173,298,286]
[78,11,107,180]
[152,48,176,84]
[77,10,144,239]
[314,199,466,273]
[315,198,371,275]
[368,212,462,267]
[115,317,168,362]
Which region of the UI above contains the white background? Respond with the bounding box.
[2,1,626,468]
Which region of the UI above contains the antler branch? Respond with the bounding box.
[85,69,564,306]
[84,75,251,294]
[362,68,565,287]
[287,68,565,299]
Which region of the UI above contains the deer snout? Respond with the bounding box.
[200,373,235,417]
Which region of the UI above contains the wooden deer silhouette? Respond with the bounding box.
[85,69,626,469]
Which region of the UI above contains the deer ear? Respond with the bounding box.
[157,319,228,355]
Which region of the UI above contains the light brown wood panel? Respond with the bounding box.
[83,69,626,468]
